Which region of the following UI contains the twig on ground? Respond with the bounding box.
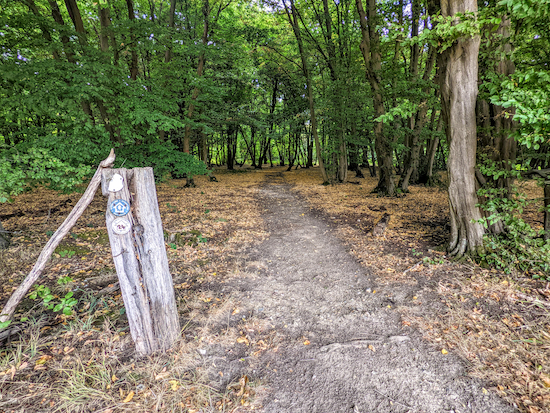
[511,292,550,309]
[403,261,423,275]
[372,388,415,411]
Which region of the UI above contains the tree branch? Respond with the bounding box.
[0,149,116,324]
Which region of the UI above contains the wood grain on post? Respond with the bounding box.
[103,169,156,355]
[102,168,180,355]
[0,149,116,324]
[131,168,180,350]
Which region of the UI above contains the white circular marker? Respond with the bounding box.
[111,218,131,235]
[108,173,124,192]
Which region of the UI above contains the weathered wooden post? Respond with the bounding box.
[102,167,180,356]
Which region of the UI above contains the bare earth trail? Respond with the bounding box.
[213,173,517,413]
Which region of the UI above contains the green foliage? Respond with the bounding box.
[489,70,550,151]
[0,146,91,202]
[58,250,76,258]
[58,276,74,285]
[116,140,209,181]
[29,278,78,316]
[477,163,550,278]
[29,285,54,306]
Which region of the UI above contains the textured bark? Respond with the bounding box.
[102,168,180,355]
[98,6,111,53]
[200,131,209,164]
[356,0,395,195]
[164,0,177,63]
[439,0,485,257]
[0,150,116,324]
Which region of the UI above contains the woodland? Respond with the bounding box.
[1,0,550,412]
[1,0,550,267]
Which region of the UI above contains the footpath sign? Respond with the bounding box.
[102,168,180,356]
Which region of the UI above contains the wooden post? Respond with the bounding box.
[102,168,180,356]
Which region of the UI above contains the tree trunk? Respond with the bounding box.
[545,184,550,241]
[64,0,118,143]
[184,0,209,154]
[426,114,443,185]
[25,0,60,60]
[126,0,139,80]
[490,16,517,195]
[400,47,437,192]
[200,131,209,164]
[285,2,328,182]
[356,0,395,195]
[48,0,94,123]
[438,0,485,257]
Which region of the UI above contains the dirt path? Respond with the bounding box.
[217,173,517,413]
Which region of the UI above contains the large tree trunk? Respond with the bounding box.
[356,0,395,195]
[439,0,485,257]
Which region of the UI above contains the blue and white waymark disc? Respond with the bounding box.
[110,199,130,217]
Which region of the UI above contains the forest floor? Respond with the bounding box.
[0,166,549,413]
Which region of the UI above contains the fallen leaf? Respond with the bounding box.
[155,372,171,380]
[303,340,311,345]
[237,336,249,345]
[35,355,52,365]
[368,345,375,352]
[123,391,135,403]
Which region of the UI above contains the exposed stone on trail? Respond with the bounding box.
[212,173,517,413]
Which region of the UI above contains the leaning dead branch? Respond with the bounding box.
[0,149,116,324]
